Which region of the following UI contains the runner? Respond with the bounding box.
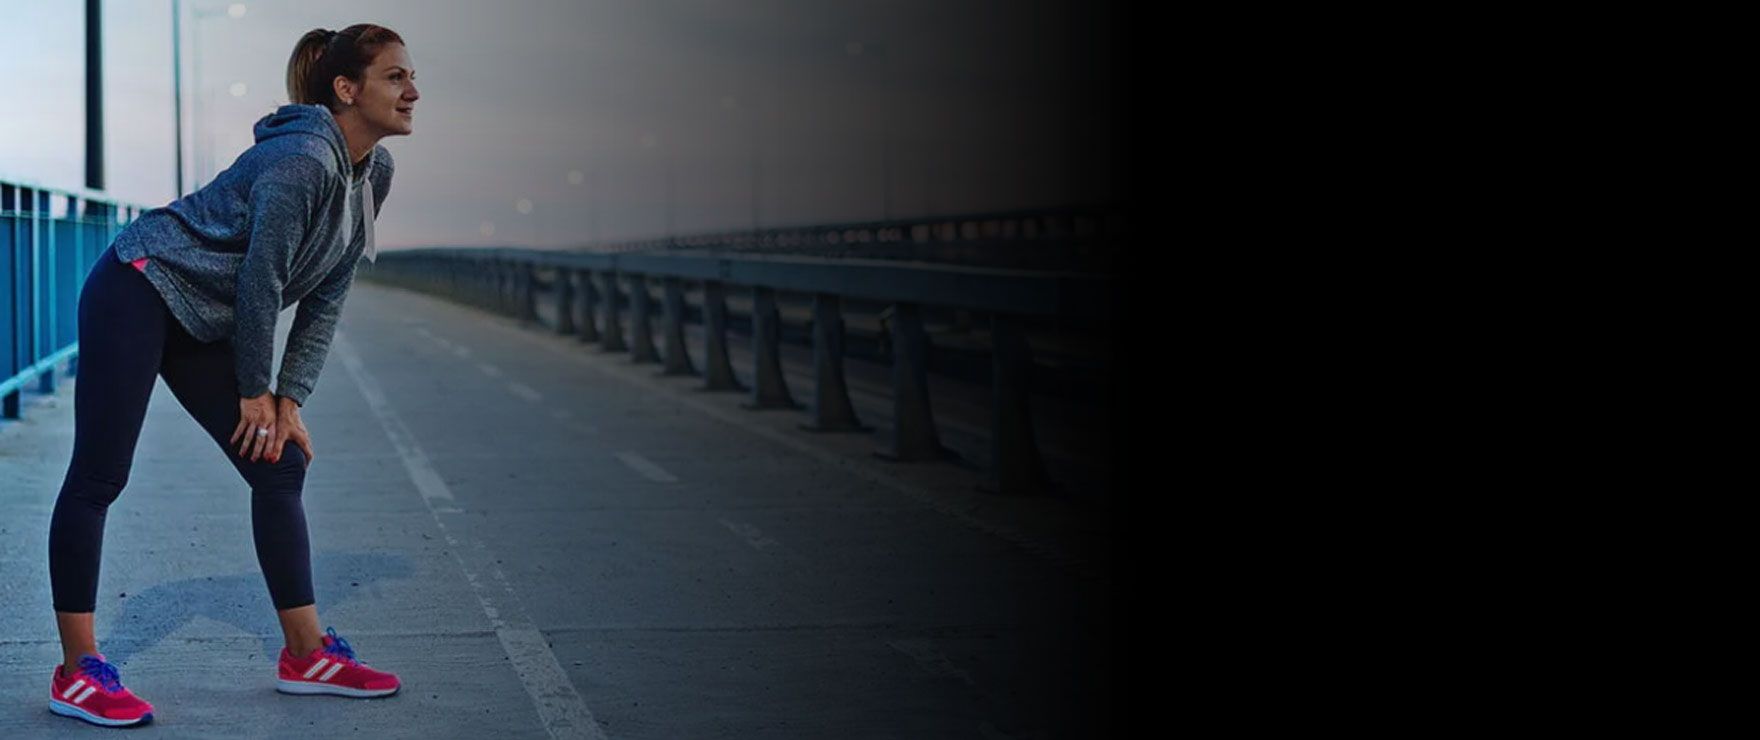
[46,23,419,727]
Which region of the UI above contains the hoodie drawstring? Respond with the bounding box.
[361,176,376,264]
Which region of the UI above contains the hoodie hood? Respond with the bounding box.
[250,103,378,263]
[253,104,351,176]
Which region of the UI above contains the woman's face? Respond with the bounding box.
[344,43,419,137]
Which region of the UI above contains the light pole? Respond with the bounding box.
[185,1,245,192]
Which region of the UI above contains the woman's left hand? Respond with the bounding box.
[268,396,314,468]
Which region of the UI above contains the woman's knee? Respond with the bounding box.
[243,443,308,492]
[57,466,131,508]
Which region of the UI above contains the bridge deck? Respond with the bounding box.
[0,279,1115,738]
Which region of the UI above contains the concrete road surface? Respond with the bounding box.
[0,278,1117,739]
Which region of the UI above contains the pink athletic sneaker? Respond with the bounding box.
[277,626,401,698]
[48,653,155,727]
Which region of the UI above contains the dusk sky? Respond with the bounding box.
[1,0,1124,250]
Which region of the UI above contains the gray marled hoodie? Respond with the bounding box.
[111,103,392,406]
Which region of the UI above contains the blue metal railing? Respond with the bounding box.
[1,174,146,420]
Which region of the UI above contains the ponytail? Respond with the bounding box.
[285,29,331,105]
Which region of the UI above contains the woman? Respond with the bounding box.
[46,24,419,727]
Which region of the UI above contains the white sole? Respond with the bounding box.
[49,698,152,726]
[276,678,399,697]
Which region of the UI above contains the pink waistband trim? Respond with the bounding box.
[130,257,148,273]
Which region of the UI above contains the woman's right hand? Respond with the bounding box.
[232,392,278,462]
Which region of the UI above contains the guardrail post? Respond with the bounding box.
[598,270,625,351]
[16,186,41,418]
[798,293,867,432]
[433,257,444,295]
[482,258,496,310]
[874,301,958,462]
[481,257,496,310]
[519,261,538,322]
[496,259,513,314]
[553,266,576,335]
[576,269,601,343]
[493,258,507,313]
[501,259,516,315]
[700,280,744,391]
[461,257,475,306]
[659,276,696,376]
[39,193,61,395]
[977,313,1059,497]
[468,258,481,307]
[628,273,659,363]
[742,286,799,410]
[40,193,65,396]
[476,257,492,309]
[3,184,17,419]
[496,259,508,312]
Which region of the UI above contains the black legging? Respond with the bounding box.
[49,242,314,613]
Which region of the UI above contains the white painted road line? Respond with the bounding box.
[334,329,607,740]
[508,382,543,402]
[483,310,1108,584]
[334,334,453,505]
[547,408,601,436]
[614,451,679,483]
[720,519,780,551]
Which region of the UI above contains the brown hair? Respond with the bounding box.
[285,24,405,110]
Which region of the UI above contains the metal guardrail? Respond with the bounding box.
[360,238,1114,500]
[1,176,146,419]
[568,205,1124,275]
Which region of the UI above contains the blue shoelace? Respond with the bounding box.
[78,655,123,692]
[322,626,357,663]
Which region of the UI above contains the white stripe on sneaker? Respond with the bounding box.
[73,686,98,704]
[319,662,345,682]
[61,679,86,699]
[303,658,330,679]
